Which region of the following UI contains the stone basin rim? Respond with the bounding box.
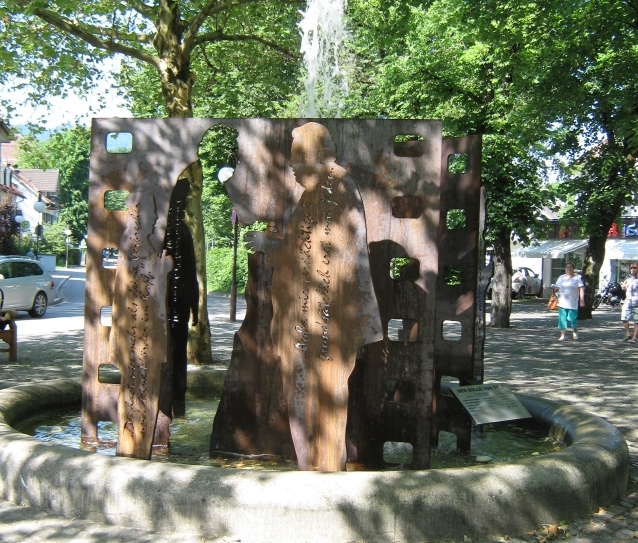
[0,378,628,543]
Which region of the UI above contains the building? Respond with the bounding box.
[0,137,60,245]
[513,207,638,295]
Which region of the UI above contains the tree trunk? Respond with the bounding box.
[579,234,606,320]
[490,229,513,328]
[155,2,213,364]
[184,160,213,365]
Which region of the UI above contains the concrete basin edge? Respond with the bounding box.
[0,378,628,543]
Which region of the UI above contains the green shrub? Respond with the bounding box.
[206,246,249,293]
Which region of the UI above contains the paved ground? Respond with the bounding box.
[1,277,638,542]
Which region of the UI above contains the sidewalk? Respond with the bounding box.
[0,297,637,542]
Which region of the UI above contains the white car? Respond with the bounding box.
[487,267,542,299]
[0,256,55,317]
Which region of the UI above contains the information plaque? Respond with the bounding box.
[450,384,531,425]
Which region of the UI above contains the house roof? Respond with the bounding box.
[0,141,19,165]
[11,170,57,207]
[0,182,24,199]
[13,168,60,193]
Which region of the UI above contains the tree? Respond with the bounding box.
[532,0,638,318]
[2,0,300,363]
[0,201,19,255]
[347,0,552,327]
[17,126,90,241]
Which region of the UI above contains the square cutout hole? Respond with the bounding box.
[388,319,418,342]
[442,320,461,342]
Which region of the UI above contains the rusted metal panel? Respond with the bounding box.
[432,135,484,452]
[83,118,483,471]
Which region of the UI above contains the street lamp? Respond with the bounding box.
[33,198,45,257]
[217,164,237,321]
[64,228,72,268]
[13,213,24,253]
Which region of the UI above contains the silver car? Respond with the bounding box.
[0,256,55,317]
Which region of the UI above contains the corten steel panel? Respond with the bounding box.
[82,118,219,444]
[218,119,441,470]
[431,136,484,452]
[82,119,484,470]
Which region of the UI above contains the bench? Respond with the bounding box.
[0,289,17,361]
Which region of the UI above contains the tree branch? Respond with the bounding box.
[32,6,160,69]
[194,31,299,61]
[183,0,260,50]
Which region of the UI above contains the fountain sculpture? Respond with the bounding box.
[81,117,486,470]
[0,117,627,543]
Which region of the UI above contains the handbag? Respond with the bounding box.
[547,293,558,311]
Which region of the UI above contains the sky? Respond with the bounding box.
[5,60,132,131]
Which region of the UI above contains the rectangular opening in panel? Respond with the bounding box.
[390,257,420,281]
[106,132,133,154]
[388,318,418,342]
[100,306,112,327]
[102,248,118,269]
[446,209,467,230]
[442,320,462,342]
[104,190,129,211]
[383,441,413,465]
[98,364,121,384]
[444,265,463,286]
[394,134,424,157]
[447,153,468,174]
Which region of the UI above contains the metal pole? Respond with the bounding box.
[65,238,69,268]
[230,219,238,322]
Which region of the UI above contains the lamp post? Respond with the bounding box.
[217,164,237,321]
[13,213,24,253]
[64,228,72,268]
[33,197,45,257]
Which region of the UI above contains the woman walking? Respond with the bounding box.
[553,262,585,341]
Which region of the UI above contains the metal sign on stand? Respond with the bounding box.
[450,384,531,425]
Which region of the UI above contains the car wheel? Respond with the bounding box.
[517,287,526,300]
[29,292,47,318]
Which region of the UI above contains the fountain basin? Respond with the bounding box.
[0,378,628,543]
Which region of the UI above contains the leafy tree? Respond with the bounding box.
[347,0,551,327]
[17,126,90,241]
[2,0,301,363]
[532,0,638,318]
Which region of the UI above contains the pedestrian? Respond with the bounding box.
[25,248,35,259]
[553,262,585,341]
[621,262,638,342]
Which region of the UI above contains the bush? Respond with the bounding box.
[206,246,249,293]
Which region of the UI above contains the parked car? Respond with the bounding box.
[486,267,542,299]
[0,256,55,317]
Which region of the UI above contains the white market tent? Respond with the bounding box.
[512,239,589,258]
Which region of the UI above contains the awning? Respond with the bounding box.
[512,239,589,258]
[603,239,638,260]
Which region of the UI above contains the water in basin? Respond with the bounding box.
[16,399,562,470]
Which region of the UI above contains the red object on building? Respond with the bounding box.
[608,223,619,237]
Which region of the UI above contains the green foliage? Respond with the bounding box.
[104,190,129,211]
[444,265,464,286]
[17,126,90,240]
[205,247,249,293]
[347,0,551,246]
[38,221,68,258]
[446,209,467,230]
